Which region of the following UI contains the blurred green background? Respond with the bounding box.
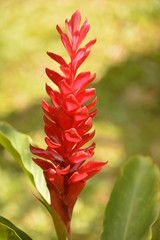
[0,0,160,239]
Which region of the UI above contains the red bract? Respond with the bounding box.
[30,10,107,237]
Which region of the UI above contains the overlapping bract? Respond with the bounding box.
[30,10,107,235]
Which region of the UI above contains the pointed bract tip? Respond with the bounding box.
[56,25,62,34]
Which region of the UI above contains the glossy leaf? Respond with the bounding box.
[0,216,32,240]
[0,121,70,239]
[101,156,159,240]
[0,121,50,203]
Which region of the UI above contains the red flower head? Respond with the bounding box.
[30,10,107,237]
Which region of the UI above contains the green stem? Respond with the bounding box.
[51,208,71,240]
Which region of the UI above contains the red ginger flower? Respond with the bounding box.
[30,10,107,236]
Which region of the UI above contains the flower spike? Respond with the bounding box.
[30,10,107,238]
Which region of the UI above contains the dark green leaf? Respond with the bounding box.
[0,216,32,240]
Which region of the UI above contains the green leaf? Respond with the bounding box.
[101,156,159,240]
[0,216,32,240]
[0,121,50,203]
[0,121,70,240]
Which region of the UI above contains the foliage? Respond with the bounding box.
[101,156,159,240]
[0,216,32,240]
[0,122,69,240]
[0,0,160,239]
[0,123,159,239]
